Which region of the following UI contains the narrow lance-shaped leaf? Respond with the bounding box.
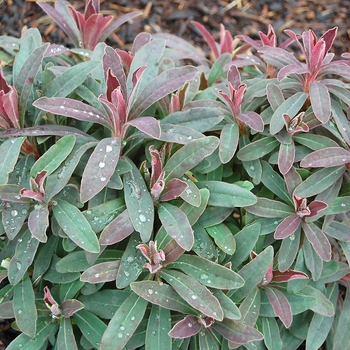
[100,292,148,350]
[33,97,111,128]
[166,254,244,289]
[16,43,49,123]
[265,286,293,328]
[219,123,239,164]
[80,261,120,284]
[57,317,78,350]
[245,198,294,218]
[270,92,308,135]
[160,269,224,320]
[73,310,107,349]
[294,166,345,198]
[206,223,236,255]
[99,209,134,246]
[309,81,331,123]
[145,304,171,349]
[0,137,25,185]
[131,281,196,314]
[30,134,76,178]
[13,275,37,337]
[275,214,301,239]
[125,116,161,139]
[278,141,295,175]
[158,202,194,251]
[81,137,121,203]
[300,147,350,168]
[302,221,331,261]
[168,315,201,339]
[52,198,100,254]
[163,136,219,181]
[42,60,100,98]
[123,158,154,242]
[236,111,264,132]
[237,136,279,161]
[28,204,49,243]
[197,181,257,207]
[128,66,197,119]
[211,319,263,345]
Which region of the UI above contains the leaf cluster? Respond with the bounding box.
[0,1,350,349]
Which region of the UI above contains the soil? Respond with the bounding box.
[0,0,349,348]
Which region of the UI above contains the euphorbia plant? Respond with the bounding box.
[0,1,350,350]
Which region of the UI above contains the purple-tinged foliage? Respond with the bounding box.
[0,4,349,350]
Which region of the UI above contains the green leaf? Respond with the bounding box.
[52,198,100,253]
[8,229,40,285]
[45,140,97,200]
[206,223,236,255]
[208,53,232,85]
[30,134,76,177]
[230,222,261,269]
[198,181,257,207]
[80,261,120,284]
[6,320,57,350]
[2,201,30,240]
[239,287,261,326]
[158,202,194,251]
[57,317,78,350]
[163,136,219,181]
[145,304,171,350]
[294,166,345,197]
[261,161,293,205]
[15,43,49,123]
[237,136,279,161]
[166,254,244,289]
[269,92,308,134]
[80,137,121,203]
[306,282,338,350]
[159,269,223,320]
[73,309,107,349]
[326,196,350,215]
[115,232,144,289]
[42,60,100,97]
[245,198,294,218]
[301,285,334,317]
[131,281,195,314]
[43,255,81,284]
[13,275,37,337]
[28,204,49,243]
[100,292,148,350]
[293,133,339,151]
[123,158,154,242]
[230,246,274,301]
[262,316,283,350]
[0,137,25,185]
[211,289,241,320]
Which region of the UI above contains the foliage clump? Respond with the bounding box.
[0,0,349,349]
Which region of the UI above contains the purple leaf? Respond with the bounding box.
[308,200,328,217]
[61,299,85,318]
[265,286,293,328]
[272,269,308,283]
[278,141,295,175]
[33,97,111,128]
[44,44,70,57]
[80,137,121,203]
[236,111,264,132]
[168,315,201,339]
[160,178,188,202]
[274,214,301,239]
[158,203,194,251]
[125,117,161,139]
[103,46,127,97]
[28,204,49,243]
[99,209,134,246]
[277,63,309,81]
[211,319,263,344]
[159,269,223,320]
[163,240,185,264]
[128,66,198,120]
[80,261,120,283]
[302,221,331,261]
[300,147,350,168]
[284,166,302,196]
[191,21,219,59]
[309,81,331,123]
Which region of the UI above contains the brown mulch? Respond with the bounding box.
[0,0,349,349]
[1,0,350,59]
